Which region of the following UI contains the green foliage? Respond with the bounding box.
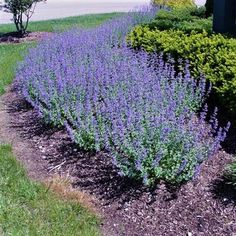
[176,18,212,34]
[226,159,236,186]
[152,0,195,9]
[147,7,212,33]
[0,13,123,35]
[0,43,34,95]
[128,26,236,114]
[0,144,100,236]
[1,0,46,35]
[205,0,213,17]
[191,6,207,18]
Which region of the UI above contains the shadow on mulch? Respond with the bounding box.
[7,95,32,112]
[0,31,27,43]
[223,127,236,155]
[70,152,180,208]
[0,31,53,44]
[204,91,236,155]
[6,92,180,206]
[3,90,236,236]
[6,95,59,138]
[57,141,170,205]
[210,177,236,206]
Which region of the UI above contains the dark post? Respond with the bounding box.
[213,0,236,34]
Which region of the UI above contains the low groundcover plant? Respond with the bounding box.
[16,7,229,186]
[226,160,236,187]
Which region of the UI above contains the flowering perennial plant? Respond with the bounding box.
[16,7,229,185]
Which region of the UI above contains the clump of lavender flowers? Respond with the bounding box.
[16,6,229,185]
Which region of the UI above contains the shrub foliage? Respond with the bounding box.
[227,160,236,186]
[148,7,212,33]
[0,0,46,36]
[152,0,195,9]
[16,8,228,185]
[128,26,236,116]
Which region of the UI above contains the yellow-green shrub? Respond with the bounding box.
[152,0,195,8]
[128,26,236,115]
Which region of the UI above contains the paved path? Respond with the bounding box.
[0,0,206,24]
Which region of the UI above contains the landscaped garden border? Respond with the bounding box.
[0,4,235,236]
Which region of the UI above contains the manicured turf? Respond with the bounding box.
[0,13,122,35]
[0,145,100,236]
[0,43,34,95]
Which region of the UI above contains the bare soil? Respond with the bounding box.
[0,88,49,181]
[0,87,236,236]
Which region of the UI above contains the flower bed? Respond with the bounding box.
[16,7,228,185]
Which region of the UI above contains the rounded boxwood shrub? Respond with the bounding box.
[147,8,212,33]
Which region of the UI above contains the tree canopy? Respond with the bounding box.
[0,0,46,36]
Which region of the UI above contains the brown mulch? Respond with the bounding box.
[0,88,236,236]
[0,32,53,44]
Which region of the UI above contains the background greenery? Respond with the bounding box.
[152,0,195,8]
[148,7,212,33]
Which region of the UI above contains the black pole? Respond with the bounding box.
[213,0,236,34]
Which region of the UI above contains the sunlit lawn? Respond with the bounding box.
[0,145,100,236]
[0,13,122,35]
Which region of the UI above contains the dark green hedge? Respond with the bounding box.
[147,7,212,34]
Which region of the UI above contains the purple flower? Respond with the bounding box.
[15,6,229,185]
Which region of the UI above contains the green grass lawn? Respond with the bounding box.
[0,43,35,95]
[0,145,100,236]
[0,13,122,235]
[0,13,122,35]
